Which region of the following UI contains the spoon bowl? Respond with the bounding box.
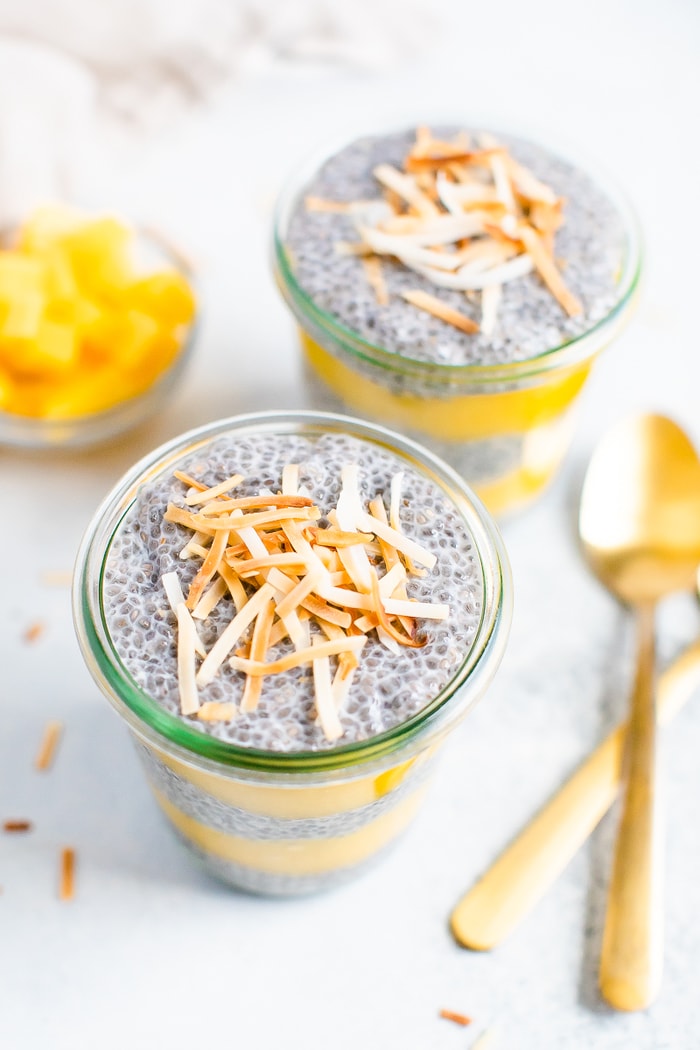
[579,413,700,1011]
[580,415,700,604]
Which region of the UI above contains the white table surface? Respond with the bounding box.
[2,2,700,1046]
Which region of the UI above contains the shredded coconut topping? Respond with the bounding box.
[162,462,449,740]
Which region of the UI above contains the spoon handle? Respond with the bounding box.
[599,603,663,1011]
[449,638,700,954]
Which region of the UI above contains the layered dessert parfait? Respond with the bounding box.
[273,125,641,515]
[74,411,511,895]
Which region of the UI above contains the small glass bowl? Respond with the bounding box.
[73,410,512,895]
[0,223,198,449]
[272,125,642,516]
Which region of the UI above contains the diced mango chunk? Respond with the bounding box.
[121,272,196,329]
[0,289,44,340]
[0,205,196,423]
[16,204,86,252]
[58,218,133,300]
[0,252,46,293]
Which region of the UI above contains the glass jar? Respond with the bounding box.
[73,410,512,894]
[272,128,642,516]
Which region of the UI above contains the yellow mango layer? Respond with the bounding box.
[154,740,431,819]
[154,782,427,877]
[301,329,592,441]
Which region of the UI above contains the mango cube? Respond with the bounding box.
[121,272,196,330]
[0,205,196,423]
[58,218,133,300]
[0,252,46,294]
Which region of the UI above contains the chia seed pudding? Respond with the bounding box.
[273,126,641,515]
[286,128,624,366]
[75,412,511,894]
[104,428,483,751]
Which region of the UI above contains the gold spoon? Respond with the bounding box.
[578,414,700,1010]
[449,637,700,953]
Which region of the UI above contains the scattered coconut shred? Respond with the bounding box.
[161,463,448,742]
[306,126,582,334]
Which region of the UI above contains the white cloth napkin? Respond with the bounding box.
[0,0,431,222]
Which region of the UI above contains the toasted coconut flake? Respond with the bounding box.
[184,473,244,505]
[162,570,187,611]
[362,255,389,306]
[310,527,375,548]
[316,582,374,612]
[504,156,559,205]
[191,506,320,532]
[436,173,499,213]
[200,494,314,514]
[278,606,310,651]
[372,163,440,217]
[480,283,502,336]
[236,521,268,560]
[405,151,481,173]
[275,564,324,621]
[378,561,408,597]
[354,613,379,634]
[173,470,207,492]
[186,527,229,610]
[359,508,437,569]
[332,662,357,711]
[455,239,518,274]
[197,582,276,687]
[197,701,237,722]
[280,521,330,575]
[360,215,484,251]
[300,595,353,630]
[23,621,45,644]
[370,572,425,649]
[317,621,360,680]
[180,530,210,560]
[162,572,207,657]
[217,563,249,613]
[165,502,211,533]
[335,240,375,257]
[439,1009,472,1027]
[396,245,470,272]
[411,252,534,291]
[176,604,200,715]
[282,463,299,496]
[383,597,449,620]
[529,199,564,235]
[59,847,75,901]
[388,473,425,579]
[227,552,310,577]
[240,596,276,712]
[312,637,344,742]
[401,289,479,335]
[305,196,376,214]
[230,635,366,678]
[3,820,33,832]
[34,720,63,771]
[192,576,228,620]
[518,223,582,316]
[327,570,355,588]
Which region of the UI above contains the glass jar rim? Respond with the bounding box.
[73,410,512,775]
[272,120,643,385]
